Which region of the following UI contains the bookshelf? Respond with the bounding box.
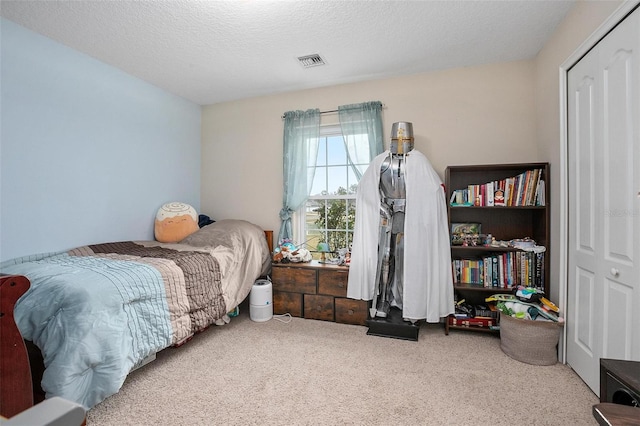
[444,163,550,334]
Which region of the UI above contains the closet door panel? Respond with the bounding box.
[602,39,635,263]
[598,6,639,362]
[568,49,602,394]
[575,268,595,353]
[567,6,640,396]
[604,279,634,359]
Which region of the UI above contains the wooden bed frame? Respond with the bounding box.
[0,230,273,418]
[264,230,274,254]
[0,275,33,418]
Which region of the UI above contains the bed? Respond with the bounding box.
[0,219,272,411]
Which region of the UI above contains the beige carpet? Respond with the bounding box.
[88,308,599,425]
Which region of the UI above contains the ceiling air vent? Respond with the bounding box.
[297,54,326,68]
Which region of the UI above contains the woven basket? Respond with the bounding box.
[499,313,563,365]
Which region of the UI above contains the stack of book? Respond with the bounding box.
[450,303,499,329]
[448,316,496,328]
[449,168,545,207]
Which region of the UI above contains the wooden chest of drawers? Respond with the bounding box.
[271,261,368,326]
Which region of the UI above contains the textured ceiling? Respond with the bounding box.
[0,0,575,106]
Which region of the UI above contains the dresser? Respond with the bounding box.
[271,261,368,326]
[600,359,640,406]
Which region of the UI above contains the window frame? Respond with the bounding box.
[294,124,360,253]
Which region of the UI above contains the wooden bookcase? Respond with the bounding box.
[444,163,550,334]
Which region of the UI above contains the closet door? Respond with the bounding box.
[567,6,640,396]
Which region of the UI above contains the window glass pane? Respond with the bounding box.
[324,231,354,253]
[305,230,323,253]
[325,199,347,230]
[346,199,356,230]
[310,167,327,196]
[327,231,349,251]
[307,199,325,259]
[327,166,348,195]
[316,137,327,166]
[305,199,322,231]
[326,135,346,165]
[347,167,359,194]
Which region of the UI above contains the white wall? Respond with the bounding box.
[534,0,624,302]
[0,19,202,261]
[201,60,538,238]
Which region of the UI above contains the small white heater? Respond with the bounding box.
[250,278,273,322]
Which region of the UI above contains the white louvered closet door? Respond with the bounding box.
[567,6,640,396]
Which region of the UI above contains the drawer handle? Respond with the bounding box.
[348,309,354,315]
[338,283,345,288]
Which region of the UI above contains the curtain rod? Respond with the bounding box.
[281,103,385,120]
[280,109,337,120]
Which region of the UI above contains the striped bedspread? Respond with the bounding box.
[74,241,226,344]
[0,220,270,409]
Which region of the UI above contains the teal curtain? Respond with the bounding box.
[338,101,384,179]
[278,109,321,246]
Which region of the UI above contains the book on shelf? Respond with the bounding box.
[526,169,540,205]
[536,180,545,206]
[451,259,485,285]
[483,255,491,287]
[508,176,517,206]
[486,181,495,206]
[520,170,530,206]
[492,256,499,286]
[449,168,546,207]
[451,250,545,289]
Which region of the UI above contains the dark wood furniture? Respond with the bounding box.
[593,403,640,425]
[271,261,368,325]
[444,163,550,334]
[0,275,33,418]
[263,230,274,255]
[600,359,640,404]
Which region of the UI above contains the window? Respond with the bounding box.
[296,125,368,258]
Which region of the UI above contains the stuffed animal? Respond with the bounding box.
[272,244,312,263]
[154,202,199,243]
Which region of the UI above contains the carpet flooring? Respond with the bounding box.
[88,308,598,425]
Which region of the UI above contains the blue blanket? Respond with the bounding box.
[2,252,173,408]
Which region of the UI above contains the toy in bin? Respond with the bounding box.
[486,292,563,323]
[540,297,559,313]
[513,285,544,303]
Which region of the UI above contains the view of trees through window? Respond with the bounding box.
[301,131,368,259]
